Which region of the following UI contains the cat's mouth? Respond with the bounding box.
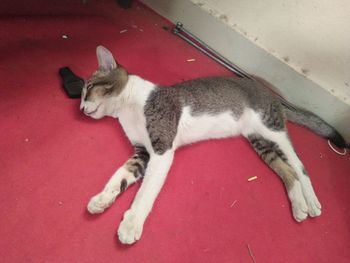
[84,106,99,115]
[82,102,103,117]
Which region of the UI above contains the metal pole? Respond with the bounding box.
[173,28,247,76]
[173,22,252,79]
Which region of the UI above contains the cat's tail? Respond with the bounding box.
[282,101,348,149]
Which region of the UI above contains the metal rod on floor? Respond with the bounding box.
[173,22,252,79]
[172,27,244,76]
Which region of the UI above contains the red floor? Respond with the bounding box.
[1,1,350,262]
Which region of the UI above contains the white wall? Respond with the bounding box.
[192,0,350,104]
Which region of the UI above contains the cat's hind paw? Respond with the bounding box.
[306,196,322,217]
[291,188,321,221]
[289,182,308,222]
[292,202,308,222]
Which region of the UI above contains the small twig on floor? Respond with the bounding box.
[246,243,256,263]
[230,200,237,208]
[248,176,258,182]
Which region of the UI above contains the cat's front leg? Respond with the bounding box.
[118,150,174,244]
[87,145,149,214]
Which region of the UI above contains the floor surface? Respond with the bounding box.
[1,1,350,262]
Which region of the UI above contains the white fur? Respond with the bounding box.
[118,151,174,244]
[174,107,239,148]
[288,181,308,222]
[114,76,156,149]
[87,166,136,214]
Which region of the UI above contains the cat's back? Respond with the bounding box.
[172,76,277,116]
[145,76,278,118]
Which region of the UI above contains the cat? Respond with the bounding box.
[80,46,348,244]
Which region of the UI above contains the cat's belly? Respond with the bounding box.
[174,106,242,148]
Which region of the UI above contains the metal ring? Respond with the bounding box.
[327,140,347,156]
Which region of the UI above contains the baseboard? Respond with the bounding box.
[142,0,350,141]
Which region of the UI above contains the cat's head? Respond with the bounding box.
[80,46,128,119]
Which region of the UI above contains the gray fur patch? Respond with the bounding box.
[248,134,288,163]
[284,105,334,136]
[260,100,285,131]
[248,133,296,190]
[173,77,283,120]
[284,105,347,148]
[120,178,127,192]
[144,89,182,154]
[125,145,150,178]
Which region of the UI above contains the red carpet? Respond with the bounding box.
[1,1,349,262]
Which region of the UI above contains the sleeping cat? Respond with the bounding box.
[81,46,347,244]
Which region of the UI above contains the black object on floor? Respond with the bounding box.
[118,0,132,9]
[59,67,84,98]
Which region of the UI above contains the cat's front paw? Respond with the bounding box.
[118,210,143,244]
[87,192,115,214]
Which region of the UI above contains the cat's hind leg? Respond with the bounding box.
[260,130,322,218]
[246,131,321,222]
[87,145,150,214]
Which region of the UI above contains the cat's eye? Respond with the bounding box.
[86,82,93,90]
[103,88,113,96]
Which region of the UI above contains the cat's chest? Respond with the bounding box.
[118,109,149,146]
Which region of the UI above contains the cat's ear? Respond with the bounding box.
[96,45,117,71]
